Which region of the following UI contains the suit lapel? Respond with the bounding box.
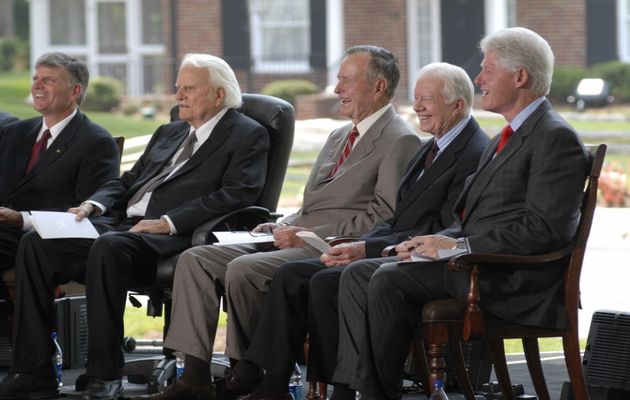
[461,101,550,219]
[313,123,353,186]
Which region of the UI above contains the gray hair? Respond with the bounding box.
[35,52,89,106]
[479,27,555,96]
[416,62,474,115]
[180,53,242,109]
[344,45,400,99]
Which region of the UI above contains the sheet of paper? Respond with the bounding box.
[30,211,99,239]
[408,248,467,262]
[296,231,331,253]
[212,231,274,246]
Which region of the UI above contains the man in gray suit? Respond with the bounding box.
[143,45,420,400]
[340,28,589,400]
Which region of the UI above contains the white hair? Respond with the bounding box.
[180,53,242,108]
[416,62,474,115]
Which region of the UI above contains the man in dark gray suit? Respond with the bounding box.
[221,62,489,400]
[341,27,589,400]
[0,53,269,400]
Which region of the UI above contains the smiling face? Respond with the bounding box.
[474,50,520,120]
[31,66,80,125]
[175,65,225,129]
[334,52,386,125]
[413,75,463,138]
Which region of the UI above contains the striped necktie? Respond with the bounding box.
[328,126,359,178]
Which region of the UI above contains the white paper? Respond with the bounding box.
[212,231,274,246]
[30,211,99,239]
[408,248,467,262]
[296,231,331,253]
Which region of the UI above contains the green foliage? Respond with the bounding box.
[82,76,124,112]
[0,37,29,71]
[591,60,630,102]
[261,79,319,107]
[549,66,589,104]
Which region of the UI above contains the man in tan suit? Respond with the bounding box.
[140,45,420,400]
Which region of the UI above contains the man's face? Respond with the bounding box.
[175,65,224,128]
[334,52,382,125]
[31,66,79,119]
[474,50,518,116]
[413,75,461,138]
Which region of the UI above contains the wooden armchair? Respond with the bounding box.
[420,144,606,400]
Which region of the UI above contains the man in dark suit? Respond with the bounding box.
[0,53,269,400]
[0,111,17,128]
[0,52,120,274]
[341,28,589,400]
[223,63,489,400]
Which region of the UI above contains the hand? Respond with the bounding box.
[0,207,23,227]
[320,241,366,267]
[128,218,171,234]
[396,235,457,260]
[272,226,307,249]
[68,202,95,221]
[253,222,279,234]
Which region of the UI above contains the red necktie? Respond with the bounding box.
[26,129,52,173]
[496,125,513,154]
[328,126,359,178]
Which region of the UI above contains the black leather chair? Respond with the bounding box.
[119,94,295,392]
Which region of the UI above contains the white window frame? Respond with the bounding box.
[406,0,441,100]
[618,0,630,61]
[248,0,311,73]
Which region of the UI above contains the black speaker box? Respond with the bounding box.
[583,310,630,391]
[54,296,89,370]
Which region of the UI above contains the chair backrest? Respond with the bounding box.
[169,93,295,212]
[564,144,606,331]
[114,136,125,161]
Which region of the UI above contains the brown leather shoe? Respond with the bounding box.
[131,380,216,400]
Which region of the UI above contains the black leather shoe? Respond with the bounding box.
[215,365,265,400]
[239,394,293,400]
[80,377,123,400]
[0,372,59,400]
[130,379,216,400]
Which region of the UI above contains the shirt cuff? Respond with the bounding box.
[162,215,177,235]
[21,211,31,231]
[84,200,106,216]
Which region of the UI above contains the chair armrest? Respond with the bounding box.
[446,244,574,272]
[191,206,273,246]
[325,235,360,247]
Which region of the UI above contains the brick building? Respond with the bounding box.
[29,0,619,106]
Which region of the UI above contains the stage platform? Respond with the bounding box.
[0,351,572,399]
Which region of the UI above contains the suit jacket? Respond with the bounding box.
[362,117,489,258]
[281,106,420,238]
[0,111,120,213]
[0,111,17,129]
[442,100,589,329]
[89,108,269,255]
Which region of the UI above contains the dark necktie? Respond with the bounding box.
[328,126,359,178]
[26,129,52,173]
[423,141,439,171]
[496,125,514,154]
[127,131,198,207]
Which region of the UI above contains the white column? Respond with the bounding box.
[484,0,509,36]
[326,0,344,90]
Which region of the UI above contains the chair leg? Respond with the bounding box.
[448,340,477,400]
[522,338,551,400]
[489,339,515,400]
[426,341,448,393]
[318,382,328,400]
[307,381,318,400]
[562,334,589,400]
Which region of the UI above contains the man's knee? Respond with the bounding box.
[368,262,398,295]
[224,253,257,286]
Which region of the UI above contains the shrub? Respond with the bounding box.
[81,76,123,112]
[0,37,29,71]
[591,61,630,102]
[261,79,319,106]
[549,66,589,104]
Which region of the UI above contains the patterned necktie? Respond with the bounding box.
[127,131,198,207]
[26,129,52,173]
[496,125,514,154]
[328,126,359,178]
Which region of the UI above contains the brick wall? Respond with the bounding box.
[517,0,587,67]
[344,0,409,103]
